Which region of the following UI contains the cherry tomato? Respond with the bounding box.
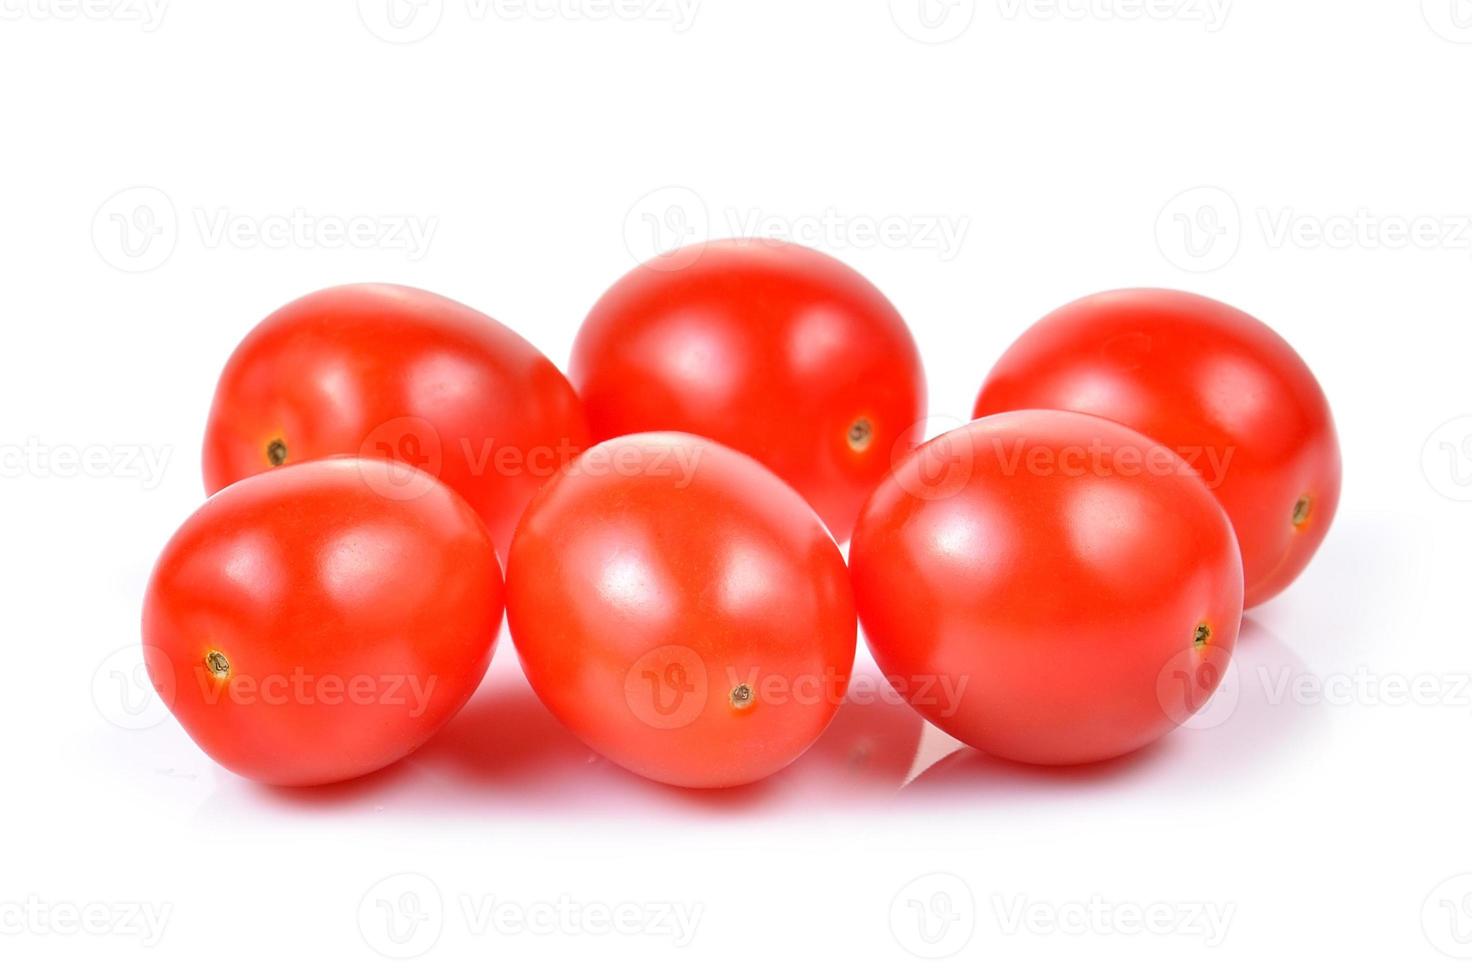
[142,458,503,786]
[849,410,1244,766]
[570,239,926,542]
[973,289,1340,607]
[202,284,589,559]
[505,433,856,788]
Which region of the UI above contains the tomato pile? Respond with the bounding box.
[140,239,1341,788]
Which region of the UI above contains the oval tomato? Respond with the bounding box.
[202,283,589,559]
[570,239,926,542]
[506,433,856,788]
[973,288,1340,607]
[142,458,503,786]
[850,410,1244,766]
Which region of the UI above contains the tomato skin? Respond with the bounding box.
[569,239,926,543]
[202,284,589,560]
[973,289,1341,607]
[142,458,503,786]
[849,411,1244,766]
[505,433,856,788]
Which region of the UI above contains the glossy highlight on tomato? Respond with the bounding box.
[974,288,1340,607]
[570,239,926,542]
[202,283,589,559]
[850,410,1244,766]
[506,433,857,788]
[142,458,504,786]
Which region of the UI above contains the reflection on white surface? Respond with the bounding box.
[127,616,1312,822]
[900,618,1317,798]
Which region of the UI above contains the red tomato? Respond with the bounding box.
[202,284,589,559]
[973,289,1340,607]
[142,458,503,786]
[570,239,926,542]
[505,433,856,788]
[849,410,1244,766]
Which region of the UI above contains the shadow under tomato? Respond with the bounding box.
[900,617,1319,802]
[252,757,422,809]
[232,657,927,818]
[214,619,1309,817]
[901,739,1173,796]
[422,659,928,814]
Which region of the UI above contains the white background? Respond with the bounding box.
[2,1,1471,975]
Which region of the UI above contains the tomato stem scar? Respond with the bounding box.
[205,649,232,680]
[266,438,288,467]
[847,418,874,452]
[1291,494,1312,529]
[729,684,754,709]
[1193,623,1212,650]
